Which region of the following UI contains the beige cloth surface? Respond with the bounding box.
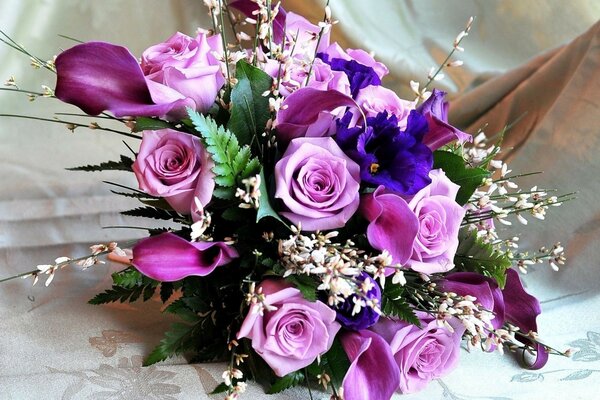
[1,1,600,399]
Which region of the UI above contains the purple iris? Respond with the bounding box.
[336,110,433,195]
[335,272,381,330]
[317,53,381,98]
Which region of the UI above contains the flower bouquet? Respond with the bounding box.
[1,1,573,399]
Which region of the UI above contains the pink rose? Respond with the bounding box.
[274,137,361,231]
[285,12,330,56]
[132,129,214,215]
[371,314,465,394]
[238,279,340,377]
[263,55,351,98]
[354,85,415,128]
[407,169,466,274]
[321,42,389,80]
[141,31,225,117]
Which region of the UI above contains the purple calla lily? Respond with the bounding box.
[55,42,193,118]
[132,232,238,282]
[417,89,472,150]
[503,268,548,369]
[360,186,419,270]
[438,272,505,330]
[274,87,357,145]
[341,330,400,400]
[229,0,287,43]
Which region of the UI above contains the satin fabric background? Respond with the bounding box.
[1,1,599,399]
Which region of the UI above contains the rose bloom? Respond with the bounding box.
[262,55,351,98]
[371,313,466,394]
[132,129,214,215]
[354,85,415,129]
[406,169,466,274]
[237,279,340,377]
[274,137,361,231]
[141,31,225,117]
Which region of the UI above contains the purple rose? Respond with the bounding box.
[54,33,224,120]
[238,279,340,377]
[264,55,351,98]
[354,85,415,128]
[274,137,361,231]
[141,31,225,117]
[321,43,389,80]
[335,272,382,330]
[132,232,238,281]
[361,186,419,271]
[285,12,330,55]
[406,169,466,274]
[438,272,505,330]
[132,129,214,215]
[341,330,400,400]
[372,314,466,394]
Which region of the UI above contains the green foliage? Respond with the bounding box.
[160,282,175,303]
[143,322,199,366]
[433,150,490,205]
[228,60,273,146]
[454,228,512,288]
[188,109,260,199]
[121,206,180,221]
[256,169,287,226]
[210,383,230,395]
[88,268,159,305]
[285,274,318,302]
[267,371,305,394]
[320,337,351,390]
[111,268,143,288]
[133,117,173,132]
[66,155,133,172]
[381,284,420,326]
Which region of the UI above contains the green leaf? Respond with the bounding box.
[143,322,197,366]
[210,383,230,395]
[381,284,420,326]
[454,228,512,288]
[188,109,260,199]
[89,270,159,305]
[121,206,180,221]
[433,150,490,205]
[242,157,261,178]
[320,337,351,390]
[221,206,248,221]
[88,285,152,305]
[227,60,273,146]
[66,155,133,172]
[256,169,287,226]
[160,283,174,303]
[267,371,305,394]
[111,268,143,288]
[213,187,236,200]
[133,117,173,132]
[285,274,318,302]
[164,299,201,323]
